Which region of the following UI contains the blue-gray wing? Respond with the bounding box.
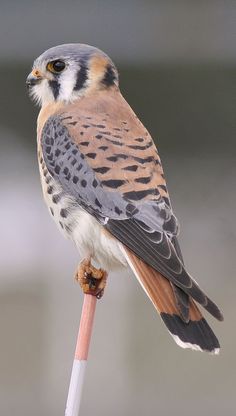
[41,113,222,321]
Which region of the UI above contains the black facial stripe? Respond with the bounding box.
[49,80,60,99]
[102,64,117,87]
[74,60,88,91]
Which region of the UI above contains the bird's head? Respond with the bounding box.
[26,43,119,106]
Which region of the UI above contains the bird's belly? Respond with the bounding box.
[70,209,127,270]
[39,164,127,270]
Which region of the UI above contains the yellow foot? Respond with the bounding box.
[75,258,107,299]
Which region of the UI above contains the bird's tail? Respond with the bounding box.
[121,245,220,354]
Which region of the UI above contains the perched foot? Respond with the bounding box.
[75,258,107,299]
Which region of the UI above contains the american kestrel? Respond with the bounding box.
[27,44,223,354]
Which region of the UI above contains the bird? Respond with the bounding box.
[26,43,223,354]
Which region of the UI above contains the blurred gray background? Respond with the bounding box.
[0,1,235,415]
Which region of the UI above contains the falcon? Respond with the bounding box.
[26,44,223,354]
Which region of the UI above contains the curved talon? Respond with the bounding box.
[75,258,107,298]
[96,289,104,299]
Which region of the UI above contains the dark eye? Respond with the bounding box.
[47,60,66,74]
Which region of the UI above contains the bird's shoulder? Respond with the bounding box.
[41,87,170,205]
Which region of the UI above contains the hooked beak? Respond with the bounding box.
[26,69,43,87]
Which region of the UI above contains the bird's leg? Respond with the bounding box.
[75,258,107,299]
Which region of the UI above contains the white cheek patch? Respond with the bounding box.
[58,66,78,102]
[30,79,54,106]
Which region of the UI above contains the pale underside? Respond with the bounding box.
[39,157,128,269]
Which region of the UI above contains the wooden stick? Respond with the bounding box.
[65,294,97,416]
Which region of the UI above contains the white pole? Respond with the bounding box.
[65,295,97,416]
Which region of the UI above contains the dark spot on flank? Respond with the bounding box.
[81,179,87,187]
[65,172,71,181]
[96,124,105,129]
[115,153,128,159]
[61,116,72,121]
[52,194,62,204]
[126,203,139,216]
[95,198,102,209]
[135,176,152,184]
[163,196,170,206]
[92,179,98,188]
[65,224,73,233]
[106,156,117,162]
[55,149,61,157]
[63,167,69,175]
[60,208,68,218]
[95,134,103,140]
[98,146,108,151]
[124,189,156,200]
[102,131,111,135]
[106,154,128,162]
[80,141,89,146]
[122,121,127,125]
[80,131,84,135]
[133,156,153,164]
[47,154,53,161]
[45,146,51,154]
[65,142,71,150]
[73,176,79,184]
[104,138,123,146]
[50,207,54,216]
[71,158,77,166]
[47,186,53,194]
[77,163,83,171]
[67,121,77,126]
[82,124,90,128]
[94,166,110,174]
[86,153,96,159]
[45,137,53,145]
[115,206,123,215]
[101,179,126,188]
[128,141,153,151]
[72,149,78,155]
[113,127,121,131]
[59,221,64,229]
[123,165,138,172]
[158,184,167,192]
[39,156,43,164]
[135,137,144,142]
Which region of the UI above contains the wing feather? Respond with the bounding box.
[40,92,223,323]
[121,245,220,353]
